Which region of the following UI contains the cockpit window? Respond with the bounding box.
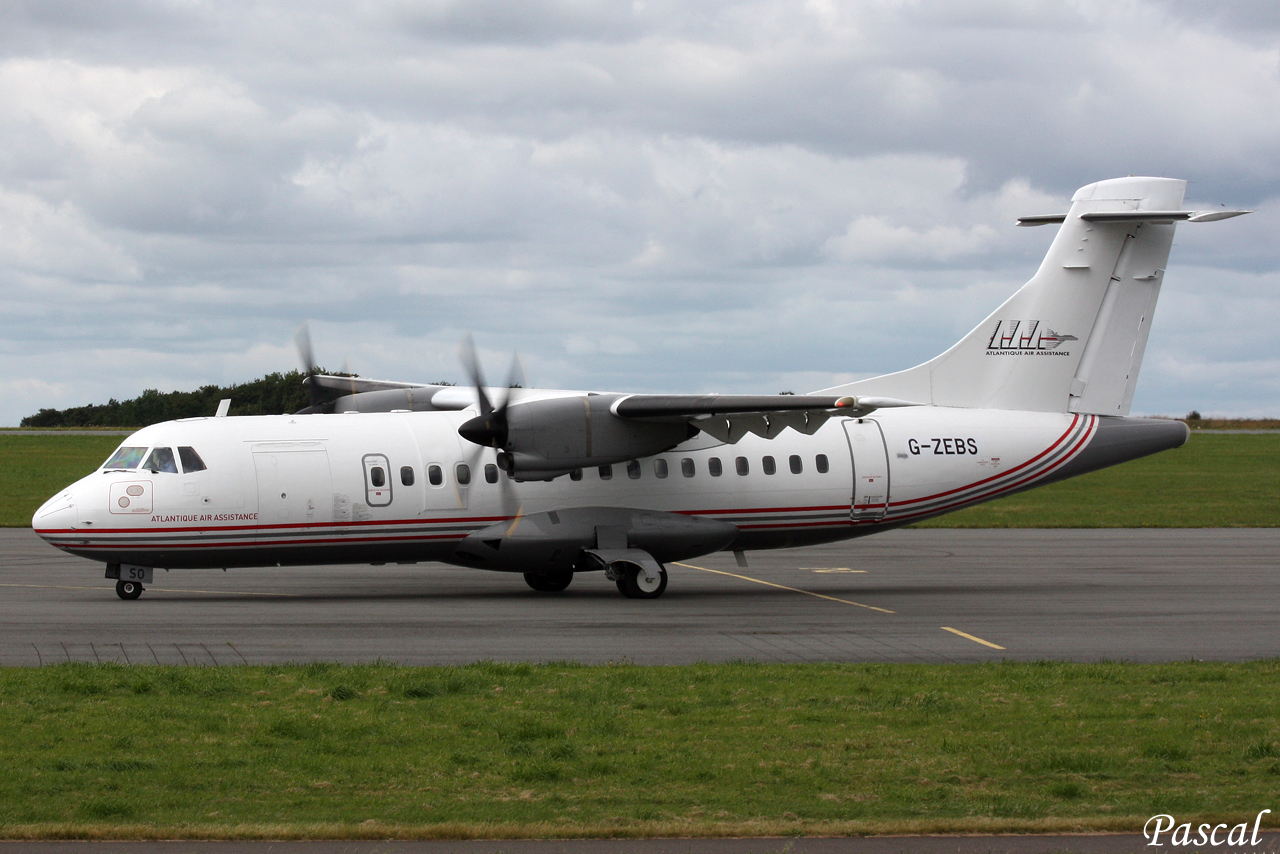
[142,447,179,474]
[103,446,147,470]
[178,446,207,473]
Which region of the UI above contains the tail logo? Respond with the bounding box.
[986,320,1078,356]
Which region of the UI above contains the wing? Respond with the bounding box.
[305,374,437,394]
[611,393,920,442]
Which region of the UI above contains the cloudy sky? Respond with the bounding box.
[2,0,1278,425]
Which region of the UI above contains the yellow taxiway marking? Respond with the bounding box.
[0,583,296,598]
[941,626,1005,650]
[803,567,866,573]
[674,563,894,613]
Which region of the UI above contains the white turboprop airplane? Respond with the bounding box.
[33,177,1248,600]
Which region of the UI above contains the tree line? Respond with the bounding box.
[21,371,317,428]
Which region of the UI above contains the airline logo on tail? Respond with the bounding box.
[986,320,1078,356]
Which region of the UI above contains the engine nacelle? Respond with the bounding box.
[464,394,697,478]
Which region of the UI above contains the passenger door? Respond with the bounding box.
[362,454,393,507]
[842,420,890,521]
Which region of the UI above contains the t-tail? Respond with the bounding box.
[823,176,1248,415]
[819,176,1249,474]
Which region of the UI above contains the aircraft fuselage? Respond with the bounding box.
[32,407,1186,572]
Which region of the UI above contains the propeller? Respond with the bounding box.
[455,334,525,520]
[456,333,524,459]
[294,321,358,413]
[294,321,324,411]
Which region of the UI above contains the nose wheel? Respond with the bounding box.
[115,580,144,600]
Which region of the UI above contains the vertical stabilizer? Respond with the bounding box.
[823,177,1190,414]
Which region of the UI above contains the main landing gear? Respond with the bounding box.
[524,570,574,592]
[523,560,670,598]
[115,579,144,600]
[612,563,668,599]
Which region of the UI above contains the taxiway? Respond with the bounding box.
[2,527,1276,665]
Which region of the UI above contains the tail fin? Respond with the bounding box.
[823,176,1244,414]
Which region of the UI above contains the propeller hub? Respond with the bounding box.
[459,414,508,448]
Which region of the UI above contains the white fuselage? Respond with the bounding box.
[32,405,1098,571]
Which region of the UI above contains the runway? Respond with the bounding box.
[3,527,1277,665]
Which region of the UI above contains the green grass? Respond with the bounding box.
[0,435,121,526]
[913,433,1280,527]
[4,432,1278,528]
[0,661,1276,839]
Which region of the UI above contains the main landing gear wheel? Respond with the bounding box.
[115,580,143,600]
[616,564,668,599]
[524,571,573,592]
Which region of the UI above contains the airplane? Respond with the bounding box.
[31,176,1250,600]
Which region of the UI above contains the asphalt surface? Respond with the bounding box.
[3,527,1278,665]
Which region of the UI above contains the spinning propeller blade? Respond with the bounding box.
[294,321,324,410]
[456,335,523,455]
[456,335,525,519]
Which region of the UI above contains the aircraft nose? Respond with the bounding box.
[32,492,76,538]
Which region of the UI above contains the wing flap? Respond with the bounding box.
[611,394,920,444]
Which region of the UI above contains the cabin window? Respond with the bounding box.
[762,456,776,475]
[178,446,207,473]
[735,456,749,476]
[627,460,642,480]
[370,466,386,487]
[789,454,803,474]
[104,446,147,470]
[428,465,443,486]
[455,464,471,485]
[485,464,499,484]
[570,469,583,481]
[400,466,415,486]
[653,459,668,478]
[599,464,613,480]
[708,457,723,477]
[681,458,695,478]
[142,447,179,474]
[816,454,829,474]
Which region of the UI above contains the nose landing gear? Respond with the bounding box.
[115,579,144,600]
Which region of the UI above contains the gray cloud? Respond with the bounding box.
[0,0,1276,423]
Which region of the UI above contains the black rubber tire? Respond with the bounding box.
[617,564,667,599]
[116,580,143,600]
[524,571,573,592]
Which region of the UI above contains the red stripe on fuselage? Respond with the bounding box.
[888,414,1084,508]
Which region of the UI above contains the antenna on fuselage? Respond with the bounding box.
[215,399,231,417]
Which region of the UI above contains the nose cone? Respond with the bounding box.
[458,413,508,448]
[32,492,76,538]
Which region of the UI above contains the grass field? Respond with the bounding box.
[913,433,1280,528]
[1,434,121,527]
[0,660,1276,839]
[3,431,1276,528]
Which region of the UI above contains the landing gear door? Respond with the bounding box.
[843,420,890,521]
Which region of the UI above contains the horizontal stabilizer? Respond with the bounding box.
[1018,209,1251,226]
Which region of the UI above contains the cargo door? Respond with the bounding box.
[842,420,890,521]
[253,449,333,524]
